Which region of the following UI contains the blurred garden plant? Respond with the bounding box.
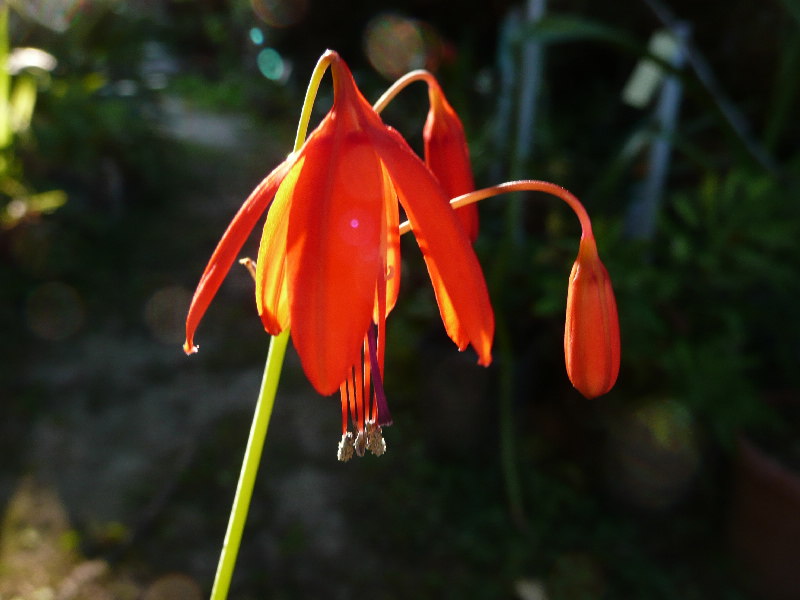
[0,4,66,229]
[183,50,619,600]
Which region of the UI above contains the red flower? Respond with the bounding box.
[184,51,494,456]
[564,234,620,398]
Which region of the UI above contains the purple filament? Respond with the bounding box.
[367,322,393,426]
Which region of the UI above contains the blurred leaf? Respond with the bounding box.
[9,74,37,133]
[519,14,642,47]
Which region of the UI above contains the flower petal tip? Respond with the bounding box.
[183,342,199,355]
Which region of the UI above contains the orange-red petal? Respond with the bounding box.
[371,124,494,365]
[286,123,384,396]
[255,157,304,334]
[564,236,620,398]
[184,155,296,354]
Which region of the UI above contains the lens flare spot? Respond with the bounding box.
[250,0,308,28]
[257,48,288,82]
[249,27,264,45]
[350,218,359,229]
[364,14,447,79]
[605,399,701,510]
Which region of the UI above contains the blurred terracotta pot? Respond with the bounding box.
[729,438,800,600]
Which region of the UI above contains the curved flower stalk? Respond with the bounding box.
[374,70,479,241]
[184,50,494,455]
[400,180,621,399]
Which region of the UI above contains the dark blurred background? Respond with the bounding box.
[2,0,799,598]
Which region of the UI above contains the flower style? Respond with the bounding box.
[564,233,620,398]
[184,50,494,457]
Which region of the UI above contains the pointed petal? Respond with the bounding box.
[255,156,305,334]
[286,126,384,396]
[184,155,296,354]
[371,125,494,365]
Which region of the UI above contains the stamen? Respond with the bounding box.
[366,421,386,456]
[339,384,349,435]
[346,370,358,434]
[335,326,392,460]
[353,363,365,433]
[337,432,355,462]
[238,257,257,281]
[354,430,367,457]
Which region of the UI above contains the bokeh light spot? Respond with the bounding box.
[364,14,426,80]
[605,398,701,510]
[364,15,451,79]
[26,282,85,341]
[249,27,264,45]
[143,286,192,345]
[257,48,287,82]
[251,0,308,28]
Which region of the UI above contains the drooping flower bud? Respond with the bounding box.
[423,80,479,242]
[564,235,620,398]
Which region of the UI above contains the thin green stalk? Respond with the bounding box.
[496,314,527,527]
[208,51,335,600]
[209,330,289,600]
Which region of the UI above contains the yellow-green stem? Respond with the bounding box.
[209,51,334,600]
[209,330,289,600]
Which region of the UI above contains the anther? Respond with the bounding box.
[366,421,386,456]
[337,432,354,462]
[238,257,257,282]
[354,430,367,457]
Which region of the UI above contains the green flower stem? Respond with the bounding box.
[209,330,290,600]
[496,313,527,527]
[209,52,334,600]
